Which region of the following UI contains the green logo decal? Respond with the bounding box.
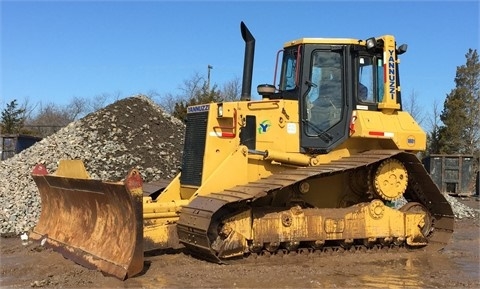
[258,120,272,134]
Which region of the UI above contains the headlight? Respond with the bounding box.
[366,37,377,50]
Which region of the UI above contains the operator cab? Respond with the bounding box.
[257,37,407,154]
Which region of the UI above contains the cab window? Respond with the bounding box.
[280,49,298,91]
[305,51,343,134]
[358,56,374,102]
[358,56,385,104]
[376,58,385,102]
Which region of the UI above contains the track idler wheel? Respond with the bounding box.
[400,202,433,237]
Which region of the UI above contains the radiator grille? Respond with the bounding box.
[180,111,208,186]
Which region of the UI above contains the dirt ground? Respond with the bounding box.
[1,197,479,289]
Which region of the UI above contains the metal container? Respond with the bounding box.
[1,134,42,161]
[422,154,478,196]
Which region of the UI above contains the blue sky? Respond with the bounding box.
[1,1,479,130]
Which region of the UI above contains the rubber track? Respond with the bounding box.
[176,150,454,262]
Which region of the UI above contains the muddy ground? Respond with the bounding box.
[1,197,479,289]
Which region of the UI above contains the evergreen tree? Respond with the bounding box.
[438,49,480,155]
[426,99,442,154]
[427,126,441,154]
[1,99,26,134]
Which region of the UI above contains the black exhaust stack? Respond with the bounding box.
[240,21,255,101]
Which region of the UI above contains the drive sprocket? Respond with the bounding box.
[372,158,408,201]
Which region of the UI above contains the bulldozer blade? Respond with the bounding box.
[29,160,144,280]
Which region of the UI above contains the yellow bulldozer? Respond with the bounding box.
[29,22,454,280]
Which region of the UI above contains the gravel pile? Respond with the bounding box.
[394,195,479,219]
[0,94,478,236]
[0,95,185,235]
[444,194,480,219]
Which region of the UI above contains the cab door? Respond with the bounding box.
[299,46,351,154]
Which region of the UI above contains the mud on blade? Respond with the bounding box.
[30,160,144,280]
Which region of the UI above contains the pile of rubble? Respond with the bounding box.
[394,195,479,219]
[443,194,479,219]
[0,95,185,235]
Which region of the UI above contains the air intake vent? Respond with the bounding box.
[180,111,208,186]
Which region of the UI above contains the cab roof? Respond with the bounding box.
[284,37,366,48]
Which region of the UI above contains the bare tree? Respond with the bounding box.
[220,76,242,101]
[26,102,73,137]
[68,96,89,120]
[178,72,205,101]
[145,90,161,101]
[403,89,425,125]
[144,90,174,113]
[19,96,38,123]
[156,72,207,119]
[88,93,111,112]
[158,92,180,114]
[111,91,123,102]
[172,73,223,122]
